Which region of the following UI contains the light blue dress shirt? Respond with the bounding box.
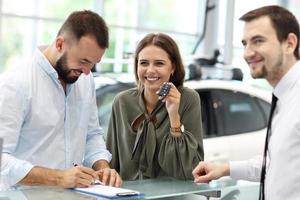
[0,48,111,188]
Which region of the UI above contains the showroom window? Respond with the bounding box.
[1,0,297,88]
[0,0,204,74]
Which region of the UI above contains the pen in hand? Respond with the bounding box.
[92,179,104,185]
[73,163,104,185]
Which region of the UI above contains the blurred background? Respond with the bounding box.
[1,0,299,163]
[0,0,299,88]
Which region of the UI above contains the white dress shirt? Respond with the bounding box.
[230,61,300,200]
[0,48,111,188]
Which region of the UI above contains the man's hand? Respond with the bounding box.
[97,168,122,187]
[92,160,123,187]
[18,166,98,188]
[192,161,230,183]
[58,166,98,188]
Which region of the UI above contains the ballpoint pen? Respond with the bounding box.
[73,163,104,185]
[92,179,104,185]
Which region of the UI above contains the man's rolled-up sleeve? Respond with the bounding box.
[1,154,34,187]
[0,74,33,188]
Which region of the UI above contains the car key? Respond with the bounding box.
[158,83,171,97]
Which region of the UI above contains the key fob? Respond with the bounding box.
[158,83,171,97]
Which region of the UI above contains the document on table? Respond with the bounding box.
[73,184,142,199]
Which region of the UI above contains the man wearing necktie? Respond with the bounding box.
[192,5,300,200]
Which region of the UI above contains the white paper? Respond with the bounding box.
[74,185,140,198]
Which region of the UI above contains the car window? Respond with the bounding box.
[256,98,271,121]
[198,90,217,138]
[96,83,135,134]
[198,89,270,138]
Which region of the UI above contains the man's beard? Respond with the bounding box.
[251,50,284,82]
[55,53,80,84]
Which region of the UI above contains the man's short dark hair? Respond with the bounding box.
[58,10,109,48]
[240,5,299,59]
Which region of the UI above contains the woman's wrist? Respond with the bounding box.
[169,113,181,128]
[170,124,184,137]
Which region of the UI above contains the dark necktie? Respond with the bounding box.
[259,94,278,200]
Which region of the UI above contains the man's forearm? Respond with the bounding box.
[18,166,63,186]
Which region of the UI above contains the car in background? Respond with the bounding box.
[185,80,271,162]
[94,73,271,162]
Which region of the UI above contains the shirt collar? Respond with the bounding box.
[274,61,300,101]
[33,46,75,93]
[34,46,59,80]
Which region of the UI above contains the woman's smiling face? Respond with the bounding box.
[137,45,174,94]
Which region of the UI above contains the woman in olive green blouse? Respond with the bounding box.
[106,33,204,180]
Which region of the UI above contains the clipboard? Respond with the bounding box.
[73,184,143,199]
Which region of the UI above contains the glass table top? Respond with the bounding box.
[0,177,259,200]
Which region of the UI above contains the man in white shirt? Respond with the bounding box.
[192,5,300,200]
[0,10,122,189]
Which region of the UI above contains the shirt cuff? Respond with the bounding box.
[229,160,249,180]
[229,157,262,182]
[83,151,112,168]
[1,160,34,188]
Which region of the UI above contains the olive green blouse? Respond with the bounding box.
[106,86,204,180]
